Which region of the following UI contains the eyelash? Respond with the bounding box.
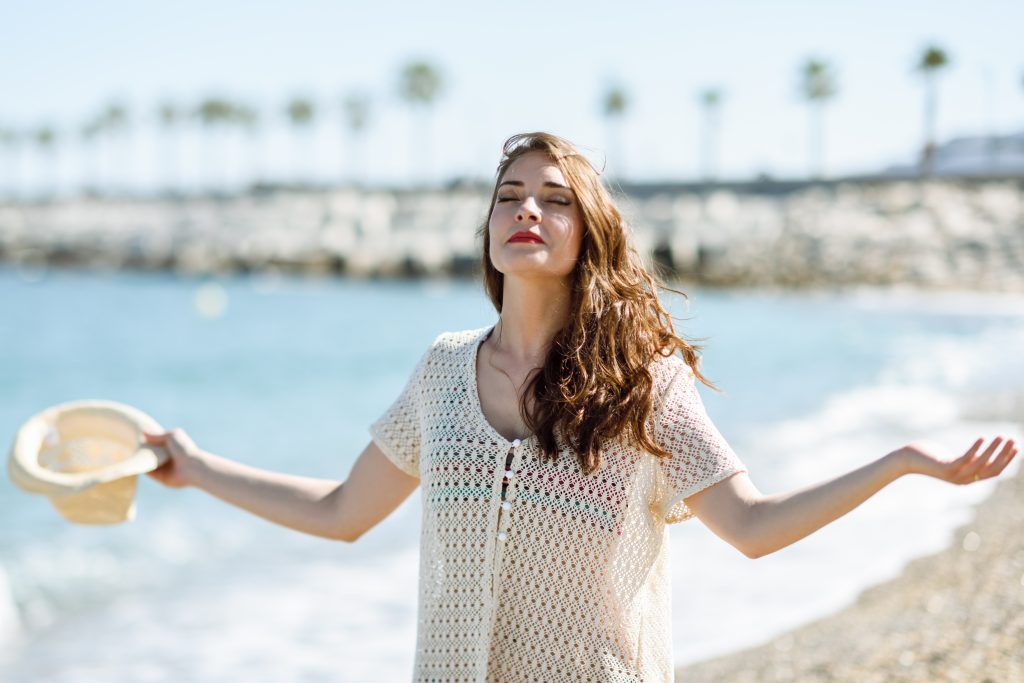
[497,197,570,205]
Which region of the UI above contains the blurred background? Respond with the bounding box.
[2,0,1024,195]
[1,1,1023,681]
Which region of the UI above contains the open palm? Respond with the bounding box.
[900,436,1018,484]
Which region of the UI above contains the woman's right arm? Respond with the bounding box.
[142,429,420,542]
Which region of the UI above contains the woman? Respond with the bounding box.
[144,132,1017,683]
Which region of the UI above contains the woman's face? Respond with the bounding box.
[488,151,584,283]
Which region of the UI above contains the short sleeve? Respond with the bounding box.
[653,361,747,524]
[368,344,433,478]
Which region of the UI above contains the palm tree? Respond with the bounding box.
[232,102,261,190]
[698,87,723,182]
[285,96,316,187]
[398,61,443,185]
[602,85,628,180]
[99,102,129,194]
[340,91,371,185]
[0,127,21,199]
[194,97,237,192]
[916,44,951,176]
[33,126,59,199]
[157,101,184,194]
[799,58,838,179]
[1020,69,1024,153]
[79,117,104,196]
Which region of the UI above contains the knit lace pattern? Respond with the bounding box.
[369,325,747,682]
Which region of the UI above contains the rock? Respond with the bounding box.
[1,179,1023,293]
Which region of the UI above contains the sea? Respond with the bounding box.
[1,263,1021,682]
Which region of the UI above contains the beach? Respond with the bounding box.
[2,271,1022,681]
[675,431,1024,682]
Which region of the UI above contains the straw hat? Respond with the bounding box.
[7,400,169,525]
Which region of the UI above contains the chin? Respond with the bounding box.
[500,266,575,283]
[490,252,575,279]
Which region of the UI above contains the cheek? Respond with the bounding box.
[486,214,504,266]
[569,212,585,257]
[488,205,510,232]
[556,215,584,255]
[553,231,582,277]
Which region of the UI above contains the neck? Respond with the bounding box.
[492,275,572,365]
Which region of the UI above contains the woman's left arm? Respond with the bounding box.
[687,436,1017,559]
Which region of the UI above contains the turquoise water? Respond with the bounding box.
[1,265,1022,681]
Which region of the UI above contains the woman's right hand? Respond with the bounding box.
[141,428,206,489]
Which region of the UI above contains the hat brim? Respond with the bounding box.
[8,400,168,496]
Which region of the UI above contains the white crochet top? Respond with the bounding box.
[369,324,747,683]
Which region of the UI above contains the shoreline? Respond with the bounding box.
[675,445,1024,682]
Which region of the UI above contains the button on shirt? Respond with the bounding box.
[369,326,747,683]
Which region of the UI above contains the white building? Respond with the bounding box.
[884,131,1024,177]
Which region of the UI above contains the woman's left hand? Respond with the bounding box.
[897,436,1018,483]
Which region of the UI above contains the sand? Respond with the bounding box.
[675,455,1024,682]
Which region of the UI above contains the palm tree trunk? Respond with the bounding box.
[0,146,12,199]
[419,109,432,187]
[13,144,28,199]
[921,75,938,176]
[700,109,719,182]
[80,138,98,196]
[306,128,318,188]
[606,118,623,180]
[161,130,178,195]
[346,130,365,186]
[246,129,262,190]
[45,148,60,200]
[808,104,825,180]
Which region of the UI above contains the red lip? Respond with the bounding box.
[508,231,544,244]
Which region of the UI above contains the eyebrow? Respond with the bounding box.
[497,180,572,191]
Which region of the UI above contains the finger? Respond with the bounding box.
[952,438,985,467]
[950,437,987,474]
[983,440,1017,477]
[979,436,1003,459]
[961,436,1005,480]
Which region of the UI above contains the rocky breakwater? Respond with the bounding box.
[1,178,1022,291]
[632,178,1024,292]
[0,188,490,278]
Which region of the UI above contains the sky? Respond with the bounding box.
[2,0,1023,192]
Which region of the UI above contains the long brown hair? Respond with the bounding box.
[477,132,720,475]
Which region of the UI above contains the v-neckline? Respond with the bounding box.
[468,324,538,447]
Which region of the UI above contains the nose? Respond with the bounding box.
[515,197,540,223]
